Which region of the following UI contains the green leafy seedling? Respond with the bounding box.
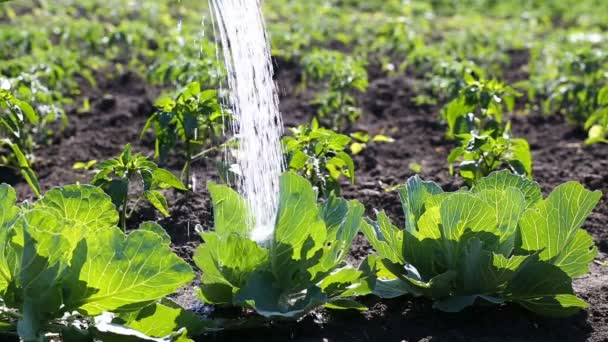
[142,82,226,187]
[0,89,41,197]
[91,144,187,231]
[427,59,485,103]
[442,77,531,184]
[283,120,355,197]
[442,77,518,140]
[448,123,532,185]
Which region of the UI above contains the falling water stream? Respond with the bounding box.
[209,0,284,243]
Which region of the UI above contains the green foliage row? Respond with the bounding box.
[585,85,608,144]
[0,0,224,159]
[0,171,601,340]
[264,0,608,144]
[525,43,608,142]
[193,171,601,320]
[3,0,606,150]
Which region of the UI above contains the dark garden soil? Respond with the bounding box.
[1,53,607,341]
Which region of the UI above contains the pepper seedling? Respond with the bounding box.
[142,82,227,188]
[0,88,41,196]
[91,144,187,231]
[282,120,355,197]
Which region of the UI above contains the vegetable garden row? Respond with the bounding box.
[1,0,607,341]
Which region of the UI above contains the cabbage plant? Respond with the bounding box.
[361,171,601,316]
[0,183,198,341]
[194,173,370,319]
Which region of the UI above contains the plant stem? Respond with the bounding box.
[183,137,193,189]
[121,204,127,232]
[127,197,142,218]
[334,91,344,130]
[191,146,220,161]
[121,192,128,232]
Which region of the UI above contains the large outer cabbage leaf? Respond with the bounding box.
[65,227,194,315]
[473,164,542,207]
[271,173,327,291]
[111,299,214,341]
[360,212,404,264]
[518,181,601,277]
[208,181,251,236]
[34,184,118,235]
[0,184,19,295]
[195,232,269,304]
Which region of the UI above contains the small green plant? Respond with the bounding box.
[142,82,226,187]
[358,16,426,72]
[0,88,41,196]
[584,85,608,144]
[147,38,223,89]
[442,78,531,184]
[447,122,532,185]
[0,183,198,341]
[427,59,485,103]
[537,47,607,125]
[301,49,368,130]
[442,77,518,140]
[361,171,601,317]
[194,173,369,319]
[91,144,186,231]
[282,121,355,197]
